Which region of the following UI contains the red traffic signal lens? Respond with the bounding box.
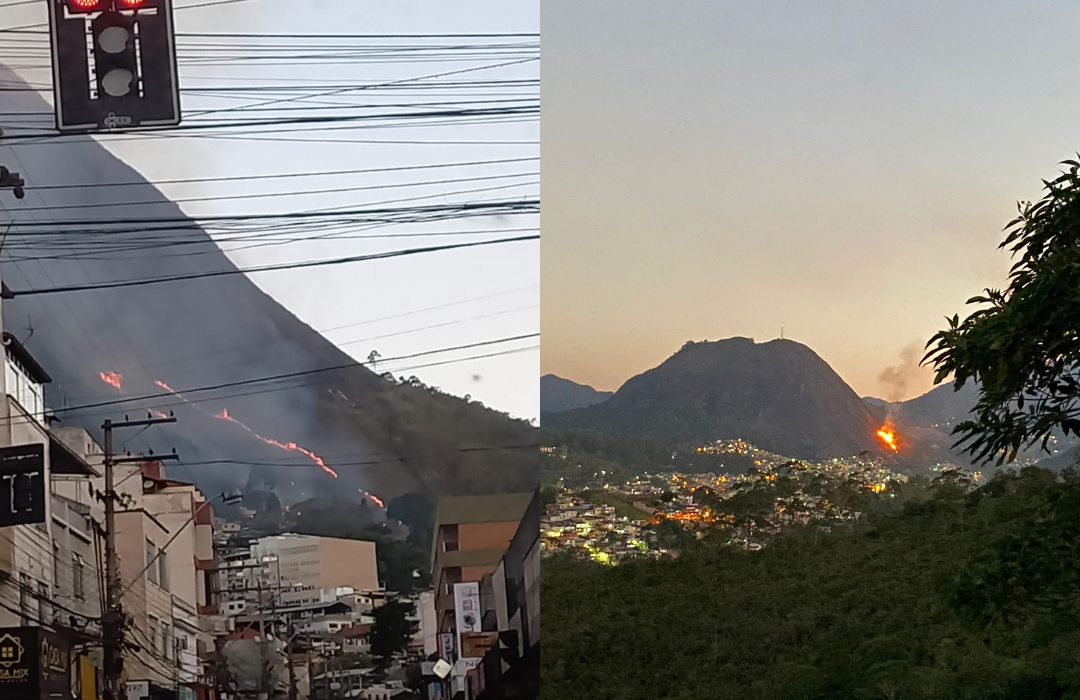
[117,0,147,5]
[68,0,102,9]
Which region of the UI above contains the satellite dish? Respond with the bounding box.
[433,659,452,679]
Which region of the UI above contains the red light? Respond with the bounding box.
[69,0,101,9]
[117,0,146,5]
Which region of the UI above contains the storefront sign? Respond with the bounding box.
[0,627,71,700]
[0,444,45,526]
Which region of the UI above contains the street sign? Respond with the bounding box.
[0,444,45,527]
[439,632,455,661]
[47,0,181,133]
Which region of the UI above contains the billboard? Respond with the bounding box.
[453,581,482,670]
[0,444,46,527]
[453,582,481,636]
[0,627,71,700]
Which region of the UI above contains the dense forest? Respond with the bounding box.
[543,467,1080,699]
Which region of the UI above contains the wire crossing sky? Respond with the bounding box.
[0,0,539,420]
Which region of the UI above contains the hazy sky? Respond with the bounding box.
[543,0,1080,401]
[3,0,539,419]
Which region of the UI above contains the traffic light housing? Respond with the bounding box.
[48,0,180,132]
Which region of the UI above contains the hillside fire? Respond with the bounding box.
[213,407,340,479]
[152,379,344,480]
[99,371,123,390]
[877,424,899,451]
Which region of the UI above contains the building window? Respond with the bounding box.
[148,616,159,656]
[38,582,49,623]
[73,554,85,600]
[146,539,159,585]
[19,574,30,624]
[159,550,169,592]
[52,540,60,591]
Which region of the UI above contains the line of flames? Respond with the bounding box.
[99,375,385,506]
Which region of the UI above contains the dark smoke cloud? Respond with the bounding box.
[877,341,933,403]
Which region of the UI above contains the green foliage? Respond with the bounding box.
[925,159,1080,465]
[543,467,1080,699]
[386,492,435,549]
[270,497,431,593]
[370,600,416,668]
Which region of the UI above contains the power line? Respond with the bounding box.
[5,234,537,296]
[19,156,538,192]
[0,334,539,430]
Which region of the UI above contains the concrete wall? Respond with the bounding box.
[459,521,520,553]
[146,489,198,609]
[319,538,378,592]
[117,510,176,688]
[255,535,378,593]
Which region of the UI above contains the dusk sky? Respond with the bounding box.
[543,0,1080,401]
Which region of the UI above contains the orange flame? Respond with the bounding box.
[877,424,898,451]
[100,372,123,390]
[150,409,169,420]
[153,378,346,482]
[212,406,339,478]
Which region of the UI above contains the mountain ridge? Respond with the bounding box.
[544,337,881,460]
[540,374,613,413]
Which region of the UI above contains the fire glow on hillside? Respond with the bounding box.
[877,423,898,451]
[213,408,340,479]
[100,373,386,504]
[100,371,122,390]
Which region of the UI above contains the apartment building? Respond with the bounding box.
[101,459,221,700]
[252,533,379,592]
[0,331,109,700]
[430,492,535,640]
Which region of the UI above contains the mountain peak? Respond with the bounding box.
[545,336,880,460]
[540,375,613,414]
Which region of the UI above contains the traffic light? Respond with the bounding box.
[48,0,180,132]
[91,10,138,99]
[65,0,104,11]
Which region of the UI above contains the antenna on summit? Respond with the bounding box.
[781,325,784,340]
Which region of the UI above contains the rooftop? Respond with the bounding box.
[433,491,535,527]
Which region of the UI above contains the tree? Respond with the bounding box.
[925,159,1080,464]
[370,600,416,668]
[386,492,435,549]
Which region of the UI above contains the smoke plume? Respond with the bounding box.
[877,341,934,402]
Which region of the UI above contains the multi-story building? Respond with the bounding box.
[251,533,379,592]
[466,490,540,700]
[426,490,539,700]
[430,492,536,642]
[97,459,221,700]
[0,332,104,699]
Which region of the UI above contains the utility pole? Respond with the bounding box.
[102,413,178,700]
[287,617,298,700]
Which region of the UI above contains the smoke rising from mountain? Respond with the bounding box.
[877,341,933,403]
